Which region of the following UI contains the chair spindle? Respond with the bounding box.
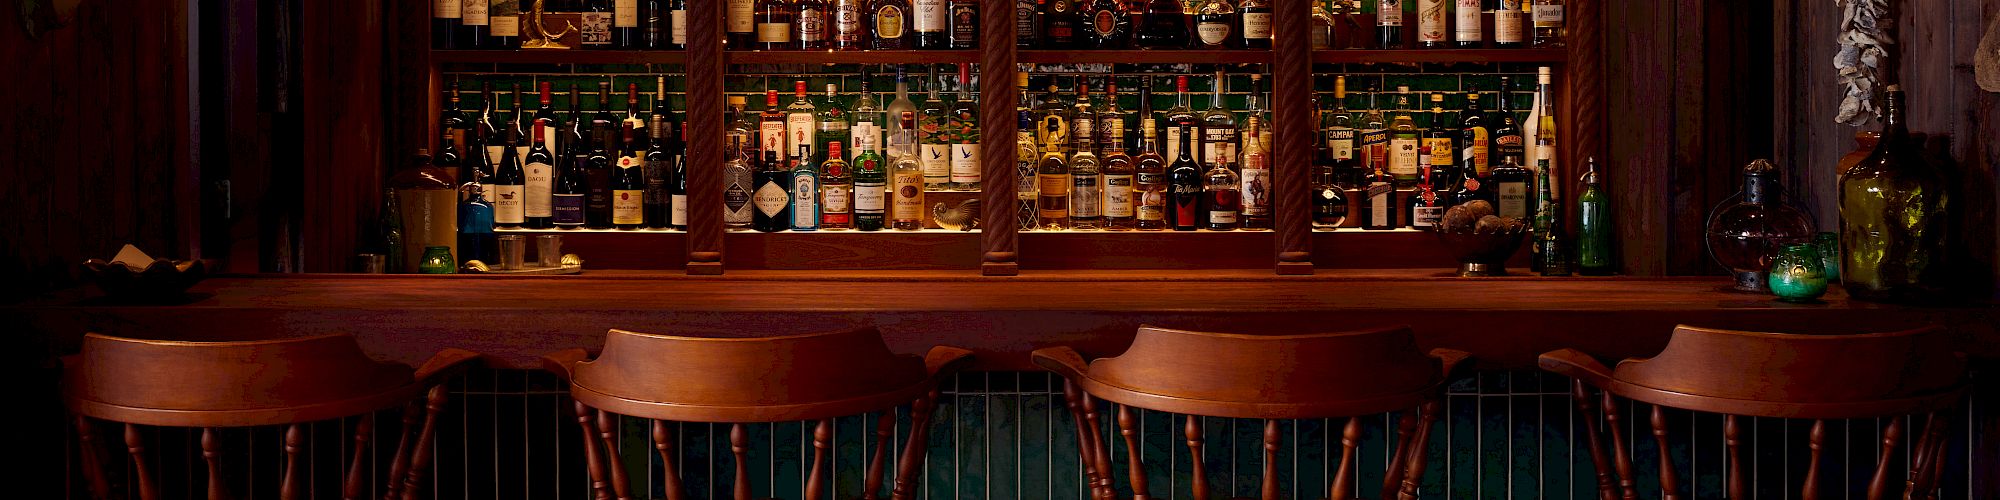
[344,415,374,500]
[1602,392,1638,500]
[1396,400,1441,500]
[203,428,229,500]
[1261,419,1280,500]
[281,424,304,500]
[1381,409,1419,497]
[1651,405,1680,500]
[807,419,831,500]
[125,423,158,500]
[731,423,750,500]
[1573,381,1618,500]
[653,420,686,500]
[401,385,447,500]
[75,417,112,500]
[382,400,421,500]
[891,389,940,500]
[595,409,633,500]
[1724,415,1744,500]
[1330,417,1360,500]
[864,412,892,499]
[1118,405,1150,500]
[1186,415,1208,500]
[1866,416,1905,500]
[1063,380,1100,500]
[1084,396,1114,500]
[576,401,612,500]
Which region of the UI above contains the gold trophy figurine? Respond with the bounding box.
[521,0,576,49]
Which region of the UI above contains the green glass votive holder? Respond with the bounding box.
[1767,243,1827,302]
[1814,231,1841,282]
[418,246,457,274]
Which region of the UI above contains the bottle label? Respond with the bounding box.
[855,182,886,212]
[915,0,947,32]
[615,0,638,27]
[1454,0,1482,41]
[613,189,643,225]
[1104,175,1134,217]
[525,162,553,217]
[892,173,924,220]
[876,6,906,38]
[486,146,505,167]
[1243,12,1272,39]
[793,175,819,227]
[490,12,519,37]
[799,8,827,40]
[1072,119,1094,148]
[835,4,865,41]
[552,194,586,224]
[1463,128,1490,176]
[758,22,790,42]
[1329,128,1357,160]
[671,9,688,44]
[754,180,789,216]
[461,0,488,25]
[492,184,525,223]
[1368,182,1392,226]
[821,184,852,224]
[1390,138,1421,177]
[1136,172,1166,221]
[787,114,816,155]
[1494,0,1523,42]
[1165,127,1183,161]
[728,0,755,32]
[581,12,611,44]
[761,121,788,156]
[851,123,880,157]
[643,159,668,206]
[950,144,981,183]
[1038,173,1072,197]
[1359,128,1389,170]
[724,175,753,222]
[1202,128,1237,167]
[952,5,977,43]
[1099,118,1124,151]
[1377,0,1402,25]
[1417,0,1446,42]
[1532,4,1562,26]
[1536,144,1557,174]
[1413,205,1441,227]
[1018,0,1038,38]
[1427,137,1454,166]
[1196,21,1230,46]
[1071,174,1102,218]
[435,0,460,19]
[1092,9,1120,37]
[1209,209,1238,224]
[1240,168,1270,216]
[1497,182,1528,219]
[922,144,951,181]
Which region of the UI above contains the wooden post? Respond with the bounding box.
[1270,0,1315,275]
[684,0,726,274]
[979,0,1021,275]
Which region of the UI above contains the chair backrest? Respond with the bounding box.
[63,333,420,427]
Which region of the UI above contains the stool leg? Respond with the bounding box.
[892,388,941,500]
[401,385,448,500]
[1381,409,1419,498]
[1804,419,1826,500]
[282,424,305,500]
[731,423,750,500]
[1573,381,1617,500]
[1396,400,1441,500]
[343,414,373,500]
[1186,415,1208,500]
[1866,415,1905,500]
[863,412,892,499]
[203,428,230,500]
[653,420,686,500]
[381,400,421,500]
[1118,405,1151,500]
[1650,406,1681,500]
[1906,412,1946,500]
[1329,416,1360,500]
[595,409,632,500]
[1260,419,1280,500]
[125,423,158,500]
[1725,415,1745,500]
[807,419,831,500]
[576,401,612,500]
[75,416,112,500]
[1602,392,1638,500]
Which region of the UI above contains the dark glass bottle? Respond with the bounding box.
[1312,149,1348,229]
[436,132,464,185]
[458,0,488,48]
[1839,86,1948,301]
[492,133,527,228]
[912,0,948,48]
[612,125,647,229]
[583,121,616,229]
[613,0,641,48]
[670,124,690,230]
[1016,0,1039,48]
[949,0,978,49]
[1458,87,1491,179]
[1491,79,1523,170]
[524,107,559,229]
[434,0,461,49]
[550,133,588,229]
[1084,0,1129,49]
[1409,157,1447,229]
[1238,0,1270,48]
[756,0,796,50]
[1191,0,1236,49]
[1167,124,1203,231]
[869,0,910,49]
[728,0,757,47]
[1489,152,1532,220]
[753,150,792,232]
[644,117,673,228]
[1134,0,1188,49]
[1041,0,1081,49]
[1360,161,1396,230]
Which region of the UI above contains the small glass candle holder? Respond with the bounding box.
[417,246,457,274]
[1767,244,1828,303]
[536,234,564,268]
[1814,232,1841,283]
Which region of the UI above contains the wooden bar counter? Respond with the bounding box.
[14,271,1996,372]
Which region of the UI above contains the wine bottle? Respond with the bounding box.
[493,128,527,228]
[583,120,616,229]
[490,0,520,49]
[434,0,462,49]
[670,124,689,230]
[644,116,673,228]
[613,125,646,229]
[459,0,488,49]
[583,0,613,48]
[549,129,586,228]
[525,114,558,228]
[753,150,792,232]
[613,0,640,48]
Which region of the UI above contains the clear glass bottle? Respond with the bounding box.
[820,142,853,230]
[919,67,952,190]
[1036,115,1073,229]
[1531,0,1563,47]
[1388,89,1421,186]
[890,111,927,230]
[1238,119,1271,229]
[949,65,981,191]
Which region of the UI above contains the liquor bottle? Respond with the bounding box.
[760,89,787,162]
[1533,155,1566,274]
[1039,0,1080,48]
[796,0,829,49]
[434,0,461,49]
[1336,0,1366,49]
[871,0,910,49]
[380,186,405,272]
[1070,107,1104,230]
[1192,0,1235,48]
[660,0,684,49]
[850,79,884,161]
[1199,70,1238,170]
[890,112,927,230]
[1016,105,1042,229]
[583,0,613,48]
[613,0,640,48]
[1840,86,1948,301]
[392,150,459,273]
[468,113,495,184]
[1237,0,1270,48]
[1071,83,1098,159]
[1416,0,1446,48]
[887,68,918,140]
[1312,144,1349,230]
[458,181,497,264]
[613,125,646,229]
[1489,148,1531,220]
[1202,139,1241,231]
[1459,87,1491,178]
[670,125,689,230]
[724,133,756,228]
[949,65,981,191]
[1238,120,1270,229]
[1242,74,1271,153]
[1409,155,1444,229]
[1134,0,1189,48]
[1376,0,1403,49]
[583,120,616,229]
[821,142,853,230]
[753,150,792,232]
[1033,81,1072,147]
[1034,115,1073,229]
[535,81,560,155]
[1531,0,1563,47]
[1324,77,1360,175]
[1102,115,1136,230]
[1167,123,1203,230]
[728,0,757,47]
[1387,90,1421,186]
[1162,76,1197,162]
[832,0,870,49]
[853,134,888,231]
[1096,78,1127,156]
[491,0,521,48]
[913,0,948,48]
[1358,91,1389,190]
[756,0,796,50]
[459,0,488,49]
[814,83,850,163]
[1575,157,1613,275]
[492,128,527,228]
[1423,92,1458,194]
[1134,118,1168,231]
[1085,0,1130,49]
[949,0,978,48]
[439,87,467,178]
[1017,0,1039,48]
[1492,78,1524,171]
[786,81,818,162]
[525,117,558,229]
[1532,67,1556,216]
[1453,0,1481,47]
[1450,152,1488,207]
[791,144,821,231]
[919,69,952,190]
[1309,1,1335,49]
[1360,160,1396,229]
[644,116,673,228]
[1493,0,1524,48]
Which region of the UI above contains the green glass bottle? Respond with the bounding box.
[1575,157,1614,275]
[1839,86,1948,302]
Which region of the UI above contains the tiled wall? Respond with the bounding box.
[73,368,1989,499]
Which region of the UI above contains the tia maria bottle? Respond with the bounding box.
[1167,123,1203,231]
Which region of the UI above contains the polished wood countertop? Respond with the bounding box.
[15,270,1996,371]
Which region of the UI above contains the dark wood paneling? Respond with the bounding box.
[727,232,981,270]
[1019,231,1275,270]
[1604,0,1673,276]
[1271,0,1312,275]
[686,0,725,274]
[299,0,388,272]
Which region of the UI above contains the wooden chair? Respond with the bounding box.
[1031,325,1470,500]
[541,326,973,500]
[60,332,481,500]
[1539,325,1969,500]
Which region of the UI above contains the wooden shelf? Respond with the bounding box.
[726,50,981,65]
[1018,49,1273,65]
[431,50,686,65]
[1312,48,1566,65]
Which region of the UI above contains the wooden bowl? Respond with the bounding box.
[80,258,209,300]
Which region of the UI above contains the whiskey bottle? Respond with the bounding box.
[1085,0,1131,49]
[832,0,869,49]
[1199,70,1238,170]
[1071,107,1104,230]
[1531,0,1563,47]
[1102,116,1136,230]
[755,0,796,50]
[1238,0,1270,48]
[890,112,927,230]
[1423,93,1458,192]
[913,0,948,48]
[613,125,646,229]
[1017,0,1039,48]
[821,142,853,230]
[1168,123,1203,231]
[1238,120,1270,229]
[1360,161,1396,230]
[728,0,757,47]
[870,0,910,49]
[1453,0,1482,47]
[1309,1,1335,49]
[1192,0,1236,49]
[1017,113,1041,229]
[791,144,821,231]
[1134,118,1169,231]
[1042,0,1082,48]
[1097,78,1128,156]
[753,150,792,232]
[852,135,888,231]
[1133,0,1188,48]
[1416,0,1446,48]
[1312,144,1349,230]
[1036,115,1074,229]
[795,0,829,49]
[1387,89,1421,186]
[1375,0,1404,49]
[950,0,979,48]
[1203,142,1242,231]
[1493,0,1523,47]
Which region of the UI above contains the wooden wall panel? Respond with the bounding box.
[299,0,388,273]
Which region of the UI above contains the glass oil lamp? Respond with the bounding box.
[1705,159,1815,292]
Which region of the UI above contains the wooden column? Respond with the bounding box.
[979,0,1021,276]
[684,0,726,274]
[1269,0,1314,275]
[1565,0,1604,269]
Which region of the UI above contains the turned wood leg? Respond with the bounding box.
[1062,381,1100,500]
[1397,400,1442,500]
[731,423,750,500]
[595,409,632,500]
[1573,381,1618,500]
[74,416,111,500]
[282,424,305,500]
[863,412,892,499]
[343,415,373,500]
[1083,396,1114,500]
[653,420,685,500]
[1186,415,1209,500]
[1382,409,1420,497]
[806,419,831,500]
[892,389,941,500]
[401,385,448,500]
[125,423,158,500]
[576,402,612,500]
[1118,405,1150,500]
[1329,416,1360,500]
[382,400,421,500]
[1803,419,1825,500]
[1725,415,1744,500]
[1866,415,1905,500]
[1906,412,1947,500]
[1260,419,1280,500]
[203,428,230,500]
[1602,392,1638,500]
[1650,405,1681,500]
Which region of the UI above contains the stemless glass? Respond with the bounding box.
[1767,244,1828,303]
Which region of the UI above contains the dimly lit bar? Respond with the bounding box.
[11,0,1999,498]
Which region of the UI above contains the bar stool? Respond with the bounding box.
[1539,325,1968,500]
[540,327,973,500]
[61,332,480,500]
[1031,325,1470,500]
